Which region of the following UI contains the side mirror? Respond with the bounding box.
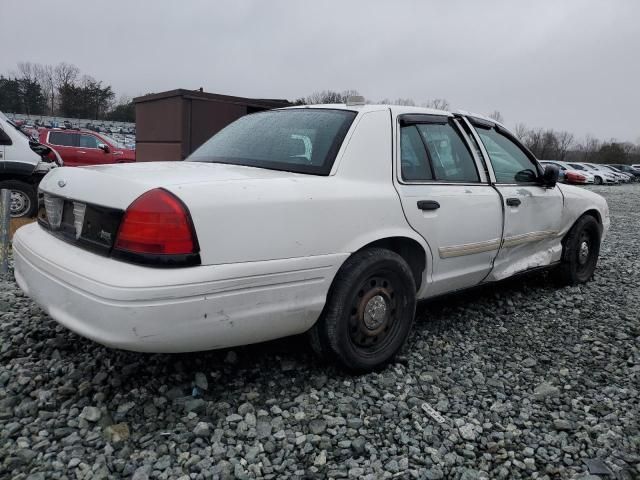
[98,143,110,153]
[541,164,559,188]
[514,169,537,183]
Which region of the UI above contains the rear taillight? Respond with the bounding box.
[113,189,200,267]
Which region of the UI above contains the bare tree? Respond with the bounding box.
[514,123,529,141]
[305,89,360,105]
[488,110,504,123]
[424,98,449,110]
[556,131,574,161]
[579,135,601,162]
[394,98,415,106]
[54,62,80,90]
[34,64,55,115]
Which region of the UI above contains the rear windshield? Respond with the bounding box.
[188,108,357,175]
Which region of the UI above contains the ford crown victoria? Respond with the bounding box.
[13,102,610,371]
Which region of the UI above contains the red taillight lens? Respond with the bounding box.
[115,189,198,255]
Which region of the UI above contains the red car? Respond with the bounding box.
[38,128,135,166]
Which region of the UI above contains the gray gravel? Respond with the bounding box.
[1,184,639,479]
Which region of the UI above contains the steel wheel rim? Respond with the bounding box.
[10,190,30,217]
[348,274,399,354]
[576,229,596,275]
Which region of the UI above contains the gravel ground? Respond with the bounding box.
[1,184,639,480]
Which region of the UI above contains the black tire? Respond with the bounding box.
[594,176,603,185]
[0,180,37,218]
[555,215,601,285]
[309,248,417,372]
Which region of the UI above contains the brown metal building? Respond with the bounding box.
[133,89,291,162]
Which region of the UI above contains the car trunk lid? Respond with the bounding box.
[36,162,305,263]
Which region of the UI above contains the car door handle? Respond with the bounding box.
[506,198,521,207]
[417,200,440,211]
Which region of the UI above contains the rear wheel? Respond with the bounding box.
[309,248,416,372]
[556,215,601,285]
[0,180,37,218]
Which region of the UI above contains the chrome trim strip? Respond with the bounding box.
[502,230,557,248]
[439,230,559,259]
[439,238,501,258]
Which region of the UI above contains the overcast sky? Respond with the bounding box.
[1,0,639,142]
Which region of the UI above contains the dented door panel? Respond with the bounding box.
[488,185,564,281]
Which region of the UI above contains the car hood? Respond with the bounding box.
[38,161,307,210]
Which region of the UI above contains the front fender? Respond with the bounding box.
[557,184,610,240]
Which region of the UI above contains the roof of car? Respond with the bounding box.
[42,127,100,135]
[283,103,507,128]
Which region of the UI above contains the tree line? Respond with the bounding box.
[0,62,134,122]
[298,90,640,165]
[2,73,638,165]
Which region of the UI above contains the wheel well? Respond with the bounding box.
[357,237,426,290]
[0,174,39,185]
[583,209,601,225]
[562,209,603,248]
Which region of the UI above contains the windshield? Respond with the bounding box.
[569,163,585,170]
[188,108,357,175]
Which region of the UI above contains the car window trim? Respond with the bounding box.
[47,131,79,147]
[452,117,489,183]
[460,116,497,184]
[396,115,485,185]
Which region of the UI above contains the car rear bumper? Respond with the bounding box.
[13,223,345,352]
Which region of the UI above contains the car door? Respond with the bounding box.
[79,133,113,165]
[467,118,564,280]
[393,113,503,297]
[47,131,80,166]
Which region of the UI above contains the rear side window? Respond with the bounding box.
[401,126,433,180]
[188,109,357,175]
[48,132,78,147]
[400,121,479,182]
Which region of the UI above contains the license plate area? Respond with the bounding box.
[38,193,123,255]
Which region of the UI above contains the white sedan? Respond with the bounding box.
[13,102,610,371]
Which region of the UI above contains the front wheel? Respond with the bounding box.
[555,215,601,285]
[0,180,37,218]
[309,248,417,372]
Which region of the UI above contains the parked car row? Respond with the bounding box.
[540,160,640,185]
[8,113,134,136]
